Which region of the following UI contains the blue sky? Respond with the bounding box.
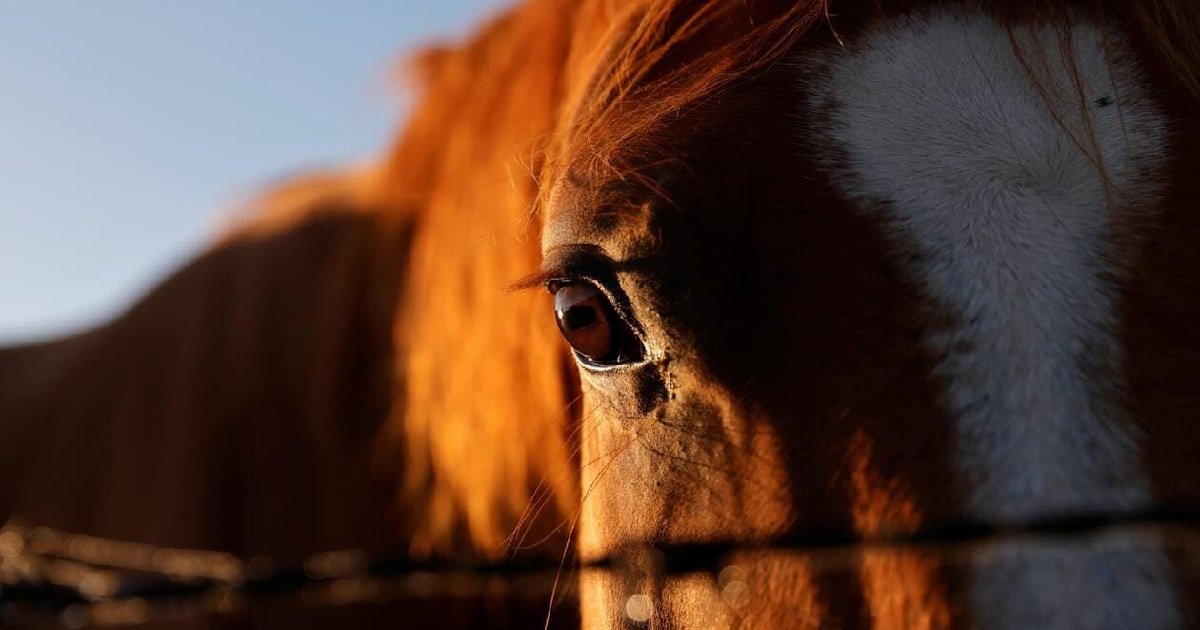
[0,1,501,343]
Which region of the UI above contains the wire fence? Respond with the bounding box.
[4,505,1200,627]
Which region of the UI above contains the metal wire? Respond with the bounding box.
[4,505,1200,627]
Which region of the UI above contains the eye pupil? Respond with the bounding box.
[563,305,598,331]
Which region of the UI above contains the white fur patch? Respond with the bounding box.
[803,7,1176,628]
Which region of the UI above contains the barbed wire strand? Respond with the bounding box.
[4,505,1200,627]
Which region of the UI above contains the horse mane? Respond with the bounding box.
[370,0,582,558]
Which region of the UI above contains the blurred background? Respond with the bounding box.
[0,0,501,344]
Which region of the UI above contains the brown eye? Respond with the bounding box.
[551,282,643,366]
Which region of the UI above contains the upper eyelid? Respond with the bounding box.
[541,244,613,274]
[507,245,614,293]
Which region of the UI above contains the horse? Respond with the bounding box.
[5,0,1200,628]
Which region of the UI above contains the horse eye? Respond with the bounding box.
[550,282,643,366]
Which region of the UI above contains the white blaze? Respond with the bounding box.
[803,8,1177,628]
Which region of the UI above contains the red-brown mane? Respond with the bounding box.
[370,0,580,557]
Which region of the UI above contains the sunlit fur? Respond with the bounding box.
[4,0,1200,627]
[371,0,580,555]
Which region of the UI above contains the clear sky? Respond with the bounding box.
[0,1,502,343]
